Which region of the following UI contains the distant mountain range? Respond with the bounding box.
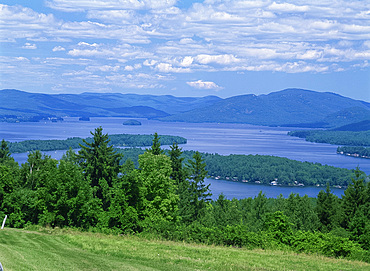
[1,88,369,128]
[0,89,221,120]
[161,89,370,128]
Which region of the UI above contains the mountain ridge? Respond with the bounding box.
[1,88,369,128]
[160,88,370,127]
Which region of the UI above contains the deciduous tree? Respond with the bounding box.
[138,151,178,227]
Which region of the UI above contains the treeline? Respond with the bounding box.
[288,130,370,146]
[337,146,370,159]
[7,133,187,153]
[0,128,369,262]
[116,149,357,187]
[199,152,355,187]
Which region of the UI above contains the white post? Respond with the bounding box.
[1,215,7,229]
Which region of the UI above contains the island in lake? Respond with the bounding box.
[123,119,142,126]
[79,117,90,121]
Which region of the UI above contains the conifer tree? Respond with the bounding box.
[0,139,11,163]
[186,151,211,221]
[341,168,368,229]
[340,168,370,248]
[316,184,340,232]
[168,143,187,185]
[77,127,122,206]
[168,143,192,222]
[148,132,163,155]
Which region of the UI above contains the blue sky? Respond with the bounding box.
[0,0,369,101]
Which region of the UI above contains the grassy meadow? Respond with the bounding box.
[0,228,369,271]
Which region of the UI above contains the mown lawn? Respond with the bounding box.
[0,228,369,271]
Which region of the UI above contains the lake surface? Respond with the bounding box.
[1,117,367,198]
[204,178,344,199]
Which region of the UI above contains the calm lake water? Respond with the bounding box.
[1,117,368,199]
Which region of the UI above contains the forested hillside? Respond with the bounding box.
[1,88,369,128]
[7,133,187,153]
[161,89,370,127]
[117,148,356,187]
[288,122,370,159]
[0,128,369,263]
[288,130,370,146]
[5,133,356,187]
[0,89,220,121]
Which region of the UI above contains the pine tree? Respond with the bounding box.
[168,143,187,185]
[186,151,211,221]
[315,184,340,232]
[168,143,192,222]
[77,127,122,206]
[0,139,11,163]
[341,168,368,228]
[148,132,163,155]
[342,168,370,249]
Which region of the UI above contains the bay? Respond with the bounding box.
[1,117,367,198]
[204,178,344,200]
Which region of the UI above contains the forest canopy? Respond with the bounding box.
[116,149,359,187]
[6,133,187,153]
[0,129,369,263]
[288,130,370,146]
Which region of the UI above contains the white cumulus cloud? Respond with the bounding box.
[52,46,65,52]
[187,80,223,90]
[195,54,239,65]
[155,63,191,73]
[22,43,37,49]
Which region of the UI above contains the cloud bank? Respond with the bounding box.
[0,0,369,94]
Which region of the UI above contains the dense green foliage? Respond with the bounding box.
[289,122,370,159]
[1,129,370,263]
[288,130,370,146]
[116,149,357,187]
[7,133,187,153]
[201,152,355,186]
[337,146,370,158]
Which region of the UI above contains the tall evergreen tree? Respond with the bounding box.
[341,168,368,229]
[77,127,122,207]
[168,143,187,184]
[0,139,11,163]
[148,132,163,155]
[341,168,370,248]
[316,184,341,232]
[186,151,211,221]
[168,143,192,223]
[0,139,18,169]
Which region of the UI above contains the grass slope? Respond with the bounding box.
[0,228,368,271]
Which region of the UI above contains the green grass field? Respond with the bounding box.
[0,228,369,271]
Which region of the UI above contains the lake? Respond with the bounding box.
[1,117,367,198]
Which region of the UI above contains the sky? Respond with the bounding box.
[0,0,369,101]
